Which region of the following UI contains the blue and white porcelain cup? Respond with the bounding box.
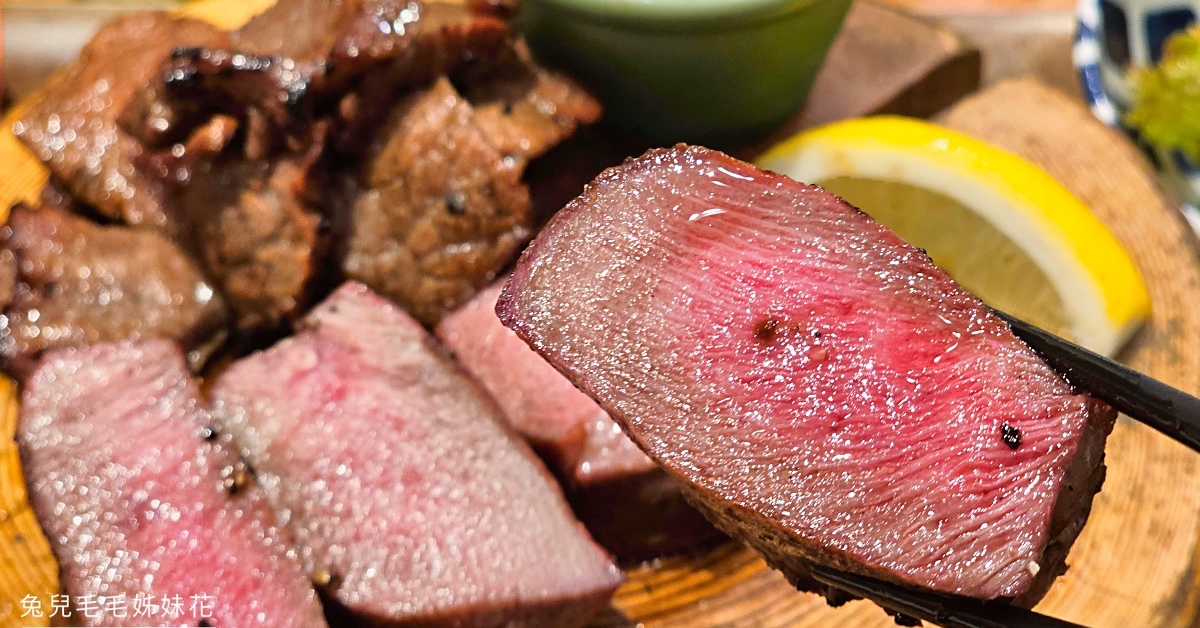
[1075,0,1200,225]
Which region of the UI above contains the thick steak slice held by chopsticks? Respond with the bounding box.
[0,205,227,375]
[211,282,621,626]
[18,340,326,627]
[497,145,1116,604]
[437,280,723,561]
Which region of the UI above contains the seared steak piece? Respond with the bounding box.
[231,0,361,61]
[437,280,723,560]
[226,0,509,151]
[211,282,621,626]
[324,0,511,152]
[174,152,322,330]
[453,40,602,172]
[497,145,1117,605]
[341,78,531,324]
[18,340,327,627]
[14,12,229,227]
[152,48,325,147]
[0,205,227,375]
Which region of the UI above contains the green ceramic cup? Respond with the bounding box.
[518,0,853,147]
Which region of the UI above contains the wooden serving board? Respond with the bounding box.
[1,2,1200,628]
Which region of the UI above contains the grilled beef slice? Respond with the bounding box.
[496,145,1117,605]
[437,280,723,561]
[211,282,621,626]
[13,12,229,227]
[18,340,326,627]
[340,78,532,325]
[0,205,227,375]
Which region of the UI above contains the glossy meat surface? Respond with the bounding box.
[0,205,227,374]
[18,340,326,627]
[453,40,602,172]
[174,155,321,330]
[437,280,722,560]
[342,78,532,325]
[212,282,621,626]
[498,145,1116,601]
[13,12,229,227]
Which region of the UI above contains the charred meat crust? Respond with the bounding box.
[0,205,228,376]
[171,139,325,331]
[14,13,230,228]
[339,78,532,325]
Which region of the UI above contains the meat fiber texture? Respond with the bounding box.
[17,340,326,627]
[437,280,724,561]
[0,205,228,375]
[211,282,621,626]
[497,145,1117,605]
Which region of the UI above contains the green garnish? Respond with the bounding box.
[1127,27,1200,162]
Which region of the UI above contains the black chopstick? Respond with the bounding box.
[998,313,1200,454]
[808,564,1084,628]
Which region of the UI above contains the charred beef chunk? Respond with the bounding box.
[0,205,227,375]
[18,340,327,627]
[173,151,321,330]
[13,12,229,227]
[325,1,510,152]
[151,49,325,147]
[231,0,361,61]
[452,40,602,172]
[220,0,510,152]
[211,282,621,626]
[340,78,531,325]
[18,0,599,334]
[497,146,1118,605]
[437,280,723,561]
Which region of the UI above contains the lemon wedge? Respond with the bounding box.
[757,116,1150,357]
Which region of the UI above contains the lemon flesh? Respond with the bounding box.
[758,116,1150,357]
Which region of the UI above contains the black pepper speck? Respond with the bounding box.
[446,192,467,215]
[1001,422,1022,450]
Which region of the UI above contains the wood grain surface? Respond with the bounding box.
[0,1,1198,627]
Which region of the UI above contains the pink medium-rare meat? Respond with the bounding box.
[437,280,723,560]
[211,282,621,626]
[18,340,326,627]
[497,145,1117,604]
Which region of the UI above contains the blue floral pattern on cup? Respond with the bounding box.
[1075,0,1200,229]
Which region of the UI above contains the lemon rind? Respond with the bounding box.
[758,116,1151,356]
